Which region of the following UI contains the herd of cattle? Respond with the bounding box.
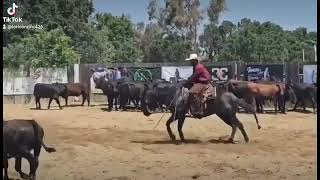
[3,69,317,180]
[32,71,317,114]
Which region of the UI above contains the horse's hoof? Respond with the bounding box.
[245,138,249,143]
[258,125,261,129]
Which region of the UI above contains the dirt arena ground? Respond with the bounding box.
[4,103,317,180]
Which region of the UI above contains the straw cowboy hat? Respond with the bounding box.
[185,53,202,61]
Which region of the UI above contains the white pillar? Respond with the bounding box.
[302,49,305,62]
[73,64,80,101]
[74,64,79,83]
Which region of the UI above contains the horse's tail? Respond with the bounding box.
[236,98,261,129]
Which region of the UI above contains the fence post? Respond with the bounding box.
[74,64,79,83]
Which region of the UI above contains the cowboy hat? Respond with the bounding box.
[185,53,201,61]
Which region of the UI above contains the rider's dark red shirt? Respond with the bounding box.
[192,64,212,84]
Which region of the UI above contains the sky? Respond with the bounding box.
[94,0,317,32]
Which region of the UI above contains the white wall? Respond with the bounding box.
[3,67,68,95]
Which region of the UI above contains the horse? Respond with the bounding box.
[141,84,261,144]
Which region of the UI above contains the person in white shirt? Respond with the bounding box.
[263,67,270,81]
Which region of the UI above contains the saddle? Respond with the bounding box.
[187,83,216,119]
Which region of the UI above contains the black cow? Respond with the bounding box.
[3,119,56,180]
[288,81,317,113]
[93,77,124,111]
[33,83,67,109]
[117,81,151,110]
[142,81,184,112]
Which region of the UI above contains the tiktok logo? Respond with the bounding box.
[7,2,18,16]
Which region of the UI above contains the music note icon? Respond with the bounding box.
[7,2,18,16]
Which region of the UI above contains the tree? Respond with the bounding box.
[72,24,115,64]
[94,13,142,63]
[207,0,227,24]
[3,0,94,46]
[146,0,203,50]
[4,28,79,68]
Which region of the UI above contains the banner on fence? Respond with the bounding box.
[245,65,284,82]
[127,67,161,81]
[3,68,68,95]
[206,65,232,82]
[303,65,317,84]
[161,66,193,82]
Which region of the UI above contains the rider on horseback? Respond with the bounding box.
[185,54,215,118]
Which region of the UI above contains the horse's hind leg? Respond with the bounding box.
[217,114,237,143]
[177,118,186,142]
[235,118,249,143]
[166,116,176,141]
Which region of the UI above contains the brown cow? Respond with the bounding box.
[225,80,284,114]
[254,80,295,113]
[62,83,90,106]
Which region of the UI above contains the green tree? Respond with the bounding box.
[3,0,94,46]
[4,28,79,68]
[72,24,115,64]
[94,13,142,63]
[207,0,227,24]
